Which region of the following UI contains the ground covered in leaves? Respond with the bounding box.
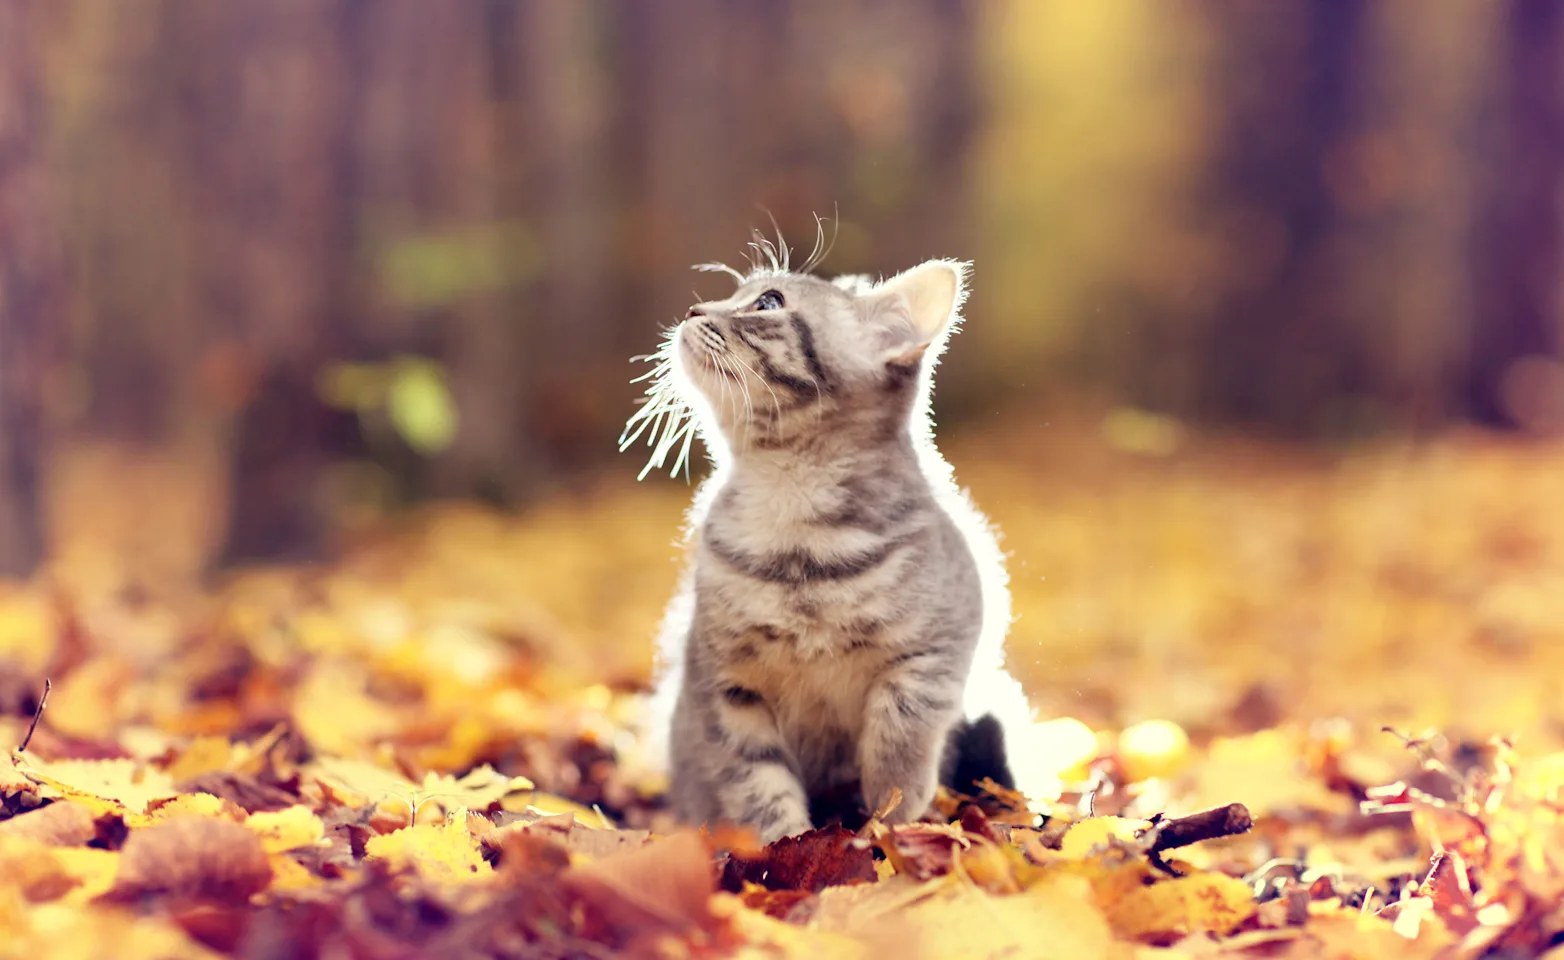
[3,418,1564,959]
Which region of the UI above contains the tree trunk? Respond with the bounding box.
[0,0,57,576]
[1463,0,1564,428]
[1197,1,1374,434]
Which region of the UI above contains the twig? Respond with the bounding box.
[1145,802,1253,857]
[18,678,51,753]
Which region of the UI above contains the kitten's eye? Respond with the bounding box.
[751,290,785,312]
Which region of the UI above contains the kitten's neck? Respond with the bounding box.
[726,425,920,489]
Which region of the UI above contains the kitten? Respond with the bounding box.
[622,238,1051,843]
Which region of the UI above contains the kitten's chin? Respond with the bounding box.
[676,335,737,396]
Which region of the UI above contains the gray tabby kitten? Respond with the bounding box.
[623,239,1048,843]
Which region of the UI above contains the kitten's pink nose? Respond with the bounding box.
[686,306,706,319]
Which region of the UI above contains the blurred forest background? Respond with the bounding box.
[2,0,1562,593]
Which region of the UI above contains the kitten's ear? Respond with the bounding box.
[860,259,969,365]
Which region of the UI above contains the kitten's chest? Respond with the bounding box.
[725,638,881,783]
[694,488,924,653]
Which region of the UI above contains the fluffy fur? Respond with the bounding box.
[622,236,1051,842]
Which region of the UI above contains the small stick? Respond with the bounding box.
[17,678,51,753]
[1146,802,1253,856]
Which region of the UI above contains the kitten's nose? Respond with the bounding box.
[686,306,706,319]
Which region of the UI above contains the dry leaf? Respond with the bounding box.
[0,836,120,904]
[108,815,273,904]
[1102,870,1257,942]
[14,755,179,815]
[362,813,490,882]
[723,825,877,892]
[565,831,717,940]
[245,805,325,853]
[0,800,100,845]
[814,873,1132,960]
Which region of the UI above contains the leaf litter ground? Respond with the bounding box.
[3,418,1564,958]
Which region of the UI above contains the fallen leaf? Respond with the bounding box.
[15,754,179,815]
[1102,869,1257,942]
[0,799,100,845]
[1059,816,1148,859]
[565,830,717,941]
[723,825,877,892]
[246,805,325,853]
[363,813,490,882]
[0,835,120,904]
[813,873,1132,960]
[108,815,273,904]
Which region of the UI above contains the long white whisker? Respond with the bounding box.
[761,210,789,273]
[726,350,781,428]
[801,208,839,275]
[802,215,825,274]
[620,325,700,481]
[694,262,745,283]
[712,347,737,445]
[721,353,755,447]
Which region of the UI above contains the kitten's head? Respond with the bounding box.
[622,256,969,477]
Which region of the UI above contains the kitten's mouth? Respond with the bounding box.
[679,321,739,377]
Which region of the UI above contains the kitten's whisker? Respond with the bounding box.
[694,262,746,283]
[621,327,700,481]
[712,350,738,444]
[800,208,839,275]
[726,351,781,427]
[802,215,825,274]
[761,211,789,273]
[722,353,756,446]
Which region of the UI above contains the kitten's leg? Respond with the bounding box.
[674,683,812,844]
[858,653,964,823]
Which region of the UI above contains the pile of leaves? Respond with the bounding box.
[2,421,1564,958]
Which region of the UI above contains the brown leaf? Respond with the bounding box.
[873,821,975,881]
[486,811,651,860]
[175,770,299,813]
[106,815,273,904]
[722,825,877,892]
[0,799,99,845]
[565,830,717,941]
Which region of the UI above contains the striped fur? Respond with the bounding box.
[626,254,1047,843]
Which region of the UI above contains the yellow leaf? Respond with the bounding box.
[310,757,532,820]
[246,806,325,854]
[163,736,237,783]
[44,658,132,741]
[0,836,119,905]
[501,791,612,829]
[292,663,402,757]
[715,893,868,960]
[308,756,418,810]
[1102,870,1256,941]
[143,793,238,824]
[417,765,535,812]
[13,754,178,816]
[1059,817,1148,859]
[266,853,323,892]
[811,873,1131,960]
[0,897,221,959]
[364,814,490,882]
[52,847,121,905]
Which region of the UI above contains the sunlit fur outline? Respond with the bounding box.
[624,236,1050,808]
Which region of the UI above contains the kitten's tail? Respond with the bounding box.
[942,713,1016,795]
